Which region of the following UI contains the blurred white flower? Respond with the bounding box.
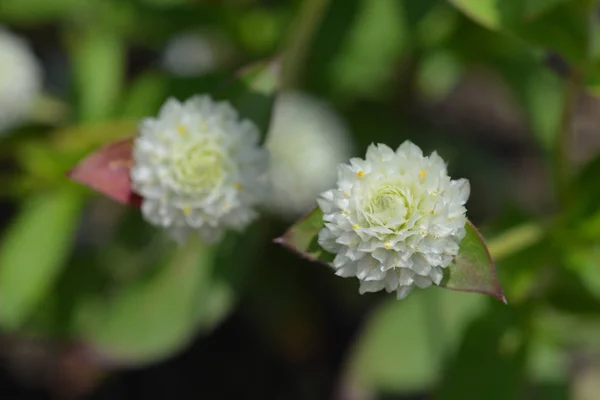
[265,91,352,219]
[161,32,218,77]
[0,27,42,133]
[130,95,269,243]
[317,141,470,299]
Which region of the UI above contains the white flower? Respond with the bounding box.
[317,141,470,299]
[265,91,352,219]
[0,27,42,134]
[161,32,218,77]
[130,95,269,243]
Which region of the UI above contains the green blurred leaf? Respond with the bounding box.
[51,120,137,156]
[0,0,83,23]
[416,50,463,102]
[527,335,568,384]
[277,208,505,301]
[413,2,460,48]
[448,0,587,64]
[75,238,230,366]
[525,0,569,20]
[569,153,600,222]
[495,240,550,305]
[0,188,83,329]
[17,141,68,183]
[70,29,125,122]
[437,303,527,400]
[580,209,600,238]
[343,290,486,395]
[547,268,600,315]
[220,58,281,138]
[535,308,600,354]
[496,55,564,151]
[328,0,408,99]
[563,244,600,301]
[120,72,169,118]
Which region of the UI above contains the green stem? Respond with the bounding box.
[487,223,545,262]
[281,0,330,89]
[31,93,70,126]
[553,71,579,210]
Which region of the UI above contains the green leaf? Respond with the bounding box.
[0,188,83,329]
[525,0,569,20]
[120,72,169,118]
[440,221,506,302]
[527,336,568,384]
[0,0,83,23]
[416,50,463,102]
[436,303,527,400]
[75,237,230,366]
[220,58,281,137]
[448,0,587,64]
[546,268,600,316]
[50,120,137,157]
[69,29,125,122]
[563,245,600,302]
[328,0,408,99]
[274,208,335,264]
[276,208,506,301]
[570,153,600,222]
[342,290,486,395]
[495,55,564,151]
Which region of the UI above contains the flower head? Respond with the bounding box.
[317,141,470,299]
[130,95,269,243]
[0,27,42,134]
[265,91,352,219]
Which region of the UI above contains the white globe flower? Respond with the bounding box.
[0,27,42,134]
[317,141,470,299]
[130,95,269,243]
[265,91,352,219]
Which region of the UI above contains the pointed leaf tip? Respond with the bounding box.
[68,137,142,206]
[440,221,506,303]
[276,208,335,265]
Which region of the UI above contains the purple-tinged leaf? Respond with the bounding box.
[440,221,506,303]
[68,138,142,207]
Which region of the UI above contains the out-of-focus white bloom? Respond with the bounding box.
[265,91,352,219]
[0,27,42,133]
[130,95,269,243]
[317,141,470,299]
[161,32,217,77]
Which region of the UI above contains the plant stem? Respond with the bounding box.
[281,0,330,89]
[487,222,545,262]
[553,71,579,210]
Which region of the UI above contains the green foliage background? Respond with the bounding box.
[0,0,599,398]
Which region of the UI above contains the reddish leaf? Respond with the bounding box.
[68,138,142,206]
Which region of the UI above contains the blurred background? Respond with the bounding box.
[0,0,599,399]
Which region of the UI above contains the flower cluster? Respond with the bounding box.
[0,27,42,134]
[130,95,269,243]
[129,94,470,301]
[317,141,470,299]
